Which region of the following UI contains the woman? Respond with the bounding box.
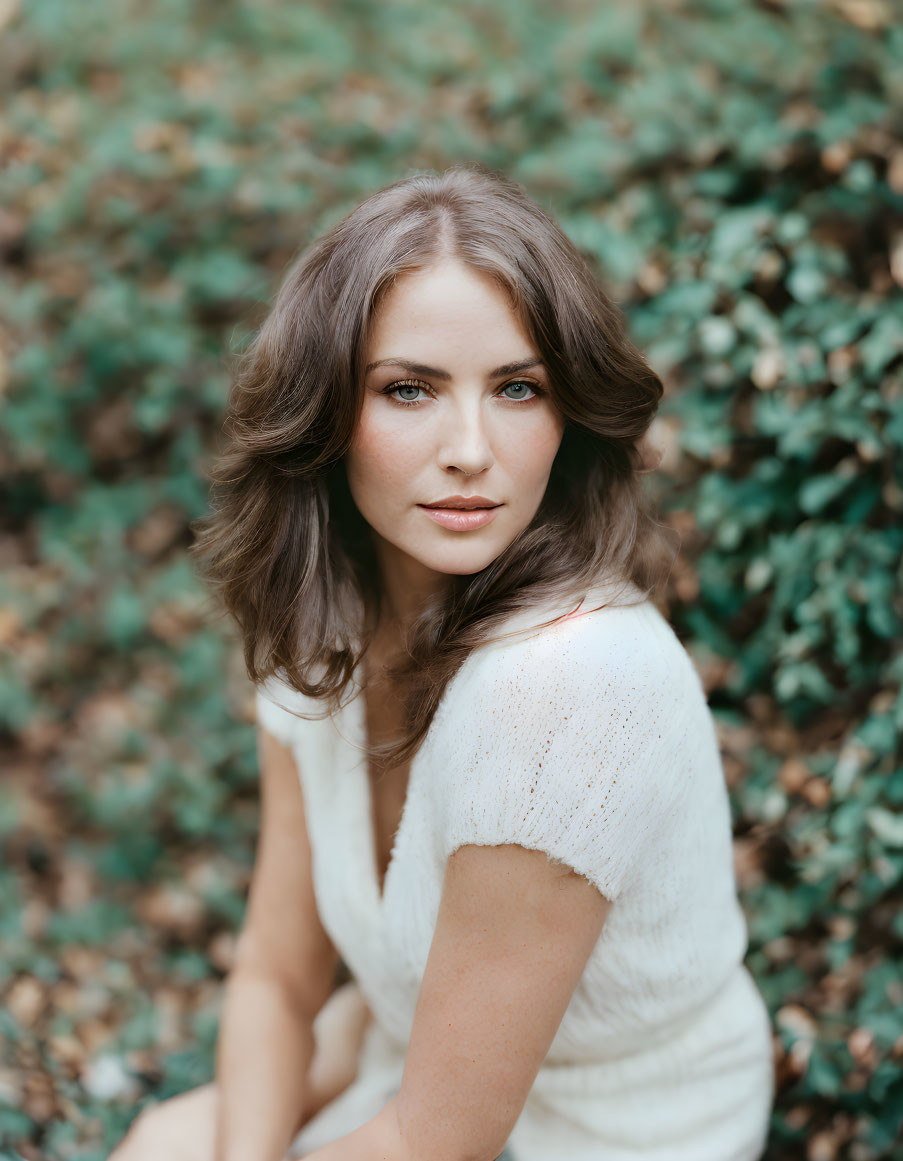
[110,164,774,1161]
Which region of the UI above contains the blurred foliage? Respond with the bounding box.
[1,0,901,1158]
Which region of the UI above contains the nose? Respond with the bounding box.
[437,399,495,477]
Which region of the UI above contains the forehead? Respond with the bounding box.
[366,263,536,361]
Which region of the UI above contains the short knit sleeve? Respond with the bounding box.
[255,672,320,747]
[438,606,687,903]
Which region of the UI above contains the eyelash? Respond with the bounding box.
[379,378,545,408]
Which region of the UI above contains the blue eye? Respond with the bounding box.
[386,380,425,404]
[501,380,539,401]
[380,379,543,408]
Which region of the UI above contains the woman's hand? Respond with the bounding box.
[105,981,373,1161]
[296,979,374,1129]
[106,1083,219,1161]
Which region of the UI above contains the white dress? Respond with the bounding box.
[255,578,775,1161]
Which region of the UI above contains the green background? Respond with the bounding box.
[1,1,901,1158]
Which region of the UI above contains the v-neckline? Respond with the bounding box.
[345,657,416,911]
[340,575,644,911]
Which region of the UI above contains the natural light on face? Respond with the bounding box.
[343,258,566,591]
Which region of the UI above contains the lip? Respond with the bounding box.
[421,495,500,509]
[418,504,502,531]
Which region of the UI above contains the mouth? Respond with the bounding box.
[419,497,502,510]
[417,504,503,530]
[420,503,501,511]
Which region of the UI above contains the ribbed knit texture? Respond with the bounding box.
[255,580,774,1161]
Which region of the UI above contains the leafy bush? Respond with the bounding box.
[1,1,900,1158]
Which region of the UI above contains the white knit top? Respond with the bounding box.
[255,578,774,1161]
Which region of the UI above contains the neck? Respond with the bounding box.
[371,539,452,639]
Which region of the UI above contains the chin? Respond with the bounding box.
[419,547,504,576]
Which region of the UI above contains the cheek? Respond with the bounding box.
[347,411,424,489]
[499,417,564,484]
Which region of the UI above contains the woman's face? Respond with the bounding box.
[344,258,566,612]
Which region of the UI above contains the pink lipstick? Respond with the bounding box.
[418,505,501,531]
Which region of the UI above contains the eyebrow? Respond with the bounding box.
[364,357,545,380]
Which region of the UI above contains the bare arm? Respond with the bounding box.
[299,842,613,1161]
[214,724,341,1161]
[215,974,318,1161]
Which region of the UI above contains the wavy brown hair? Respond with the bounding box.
[190,162,678,769]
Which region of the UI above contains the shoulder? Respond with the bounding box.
[433,596,695,901]
[434,595,707,820]
[460,595,687,718]
[432,598,698,801]
[255,669,332,747]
